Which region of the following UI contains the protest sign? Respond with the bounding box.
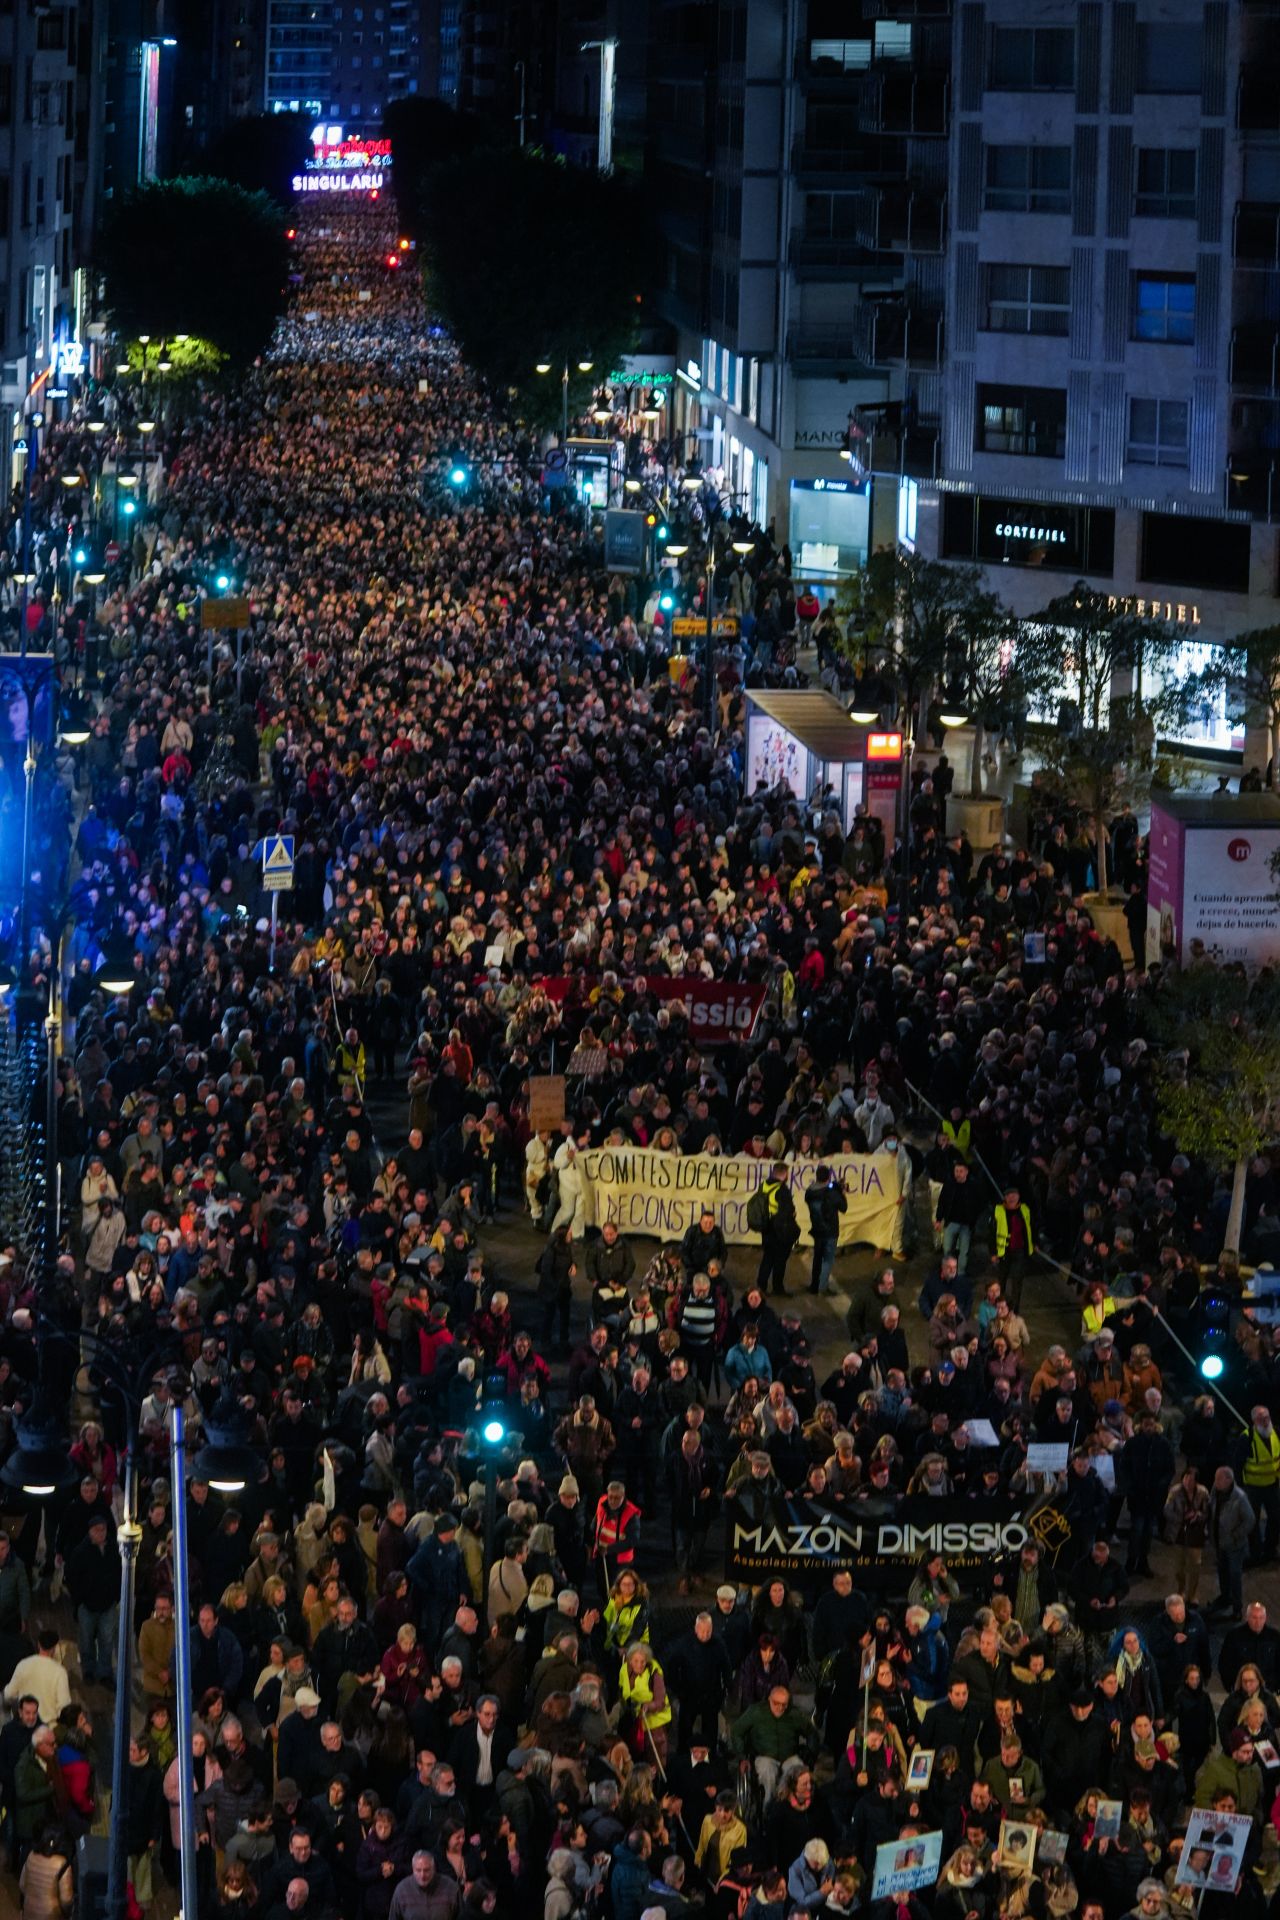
[872,1832,943,1900]
[724,1489,1071,1586]
[579,1146,902,1249]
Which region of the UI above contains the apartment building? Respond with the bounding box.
[265,0,430,121]
[857,0,1280,752]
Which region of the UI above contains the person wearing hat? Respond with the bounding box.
[548,1476,587,1590]
[277,1686,324,1789]
[1193,1726,1262,1815]
[406,1513,467,1655]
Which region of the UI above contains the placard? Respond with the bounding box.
[1026,1443,1069,1475]
[528,1075,567,1134]
[724,1490,1070,1586]
[872,1832,943,1900]
[1175,1808,1253,1892]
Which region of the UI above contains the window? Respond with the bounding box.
[1142,512,1249,592]
[1134,148,1196,218]
[988,26,1074,89]
[976,384,1068,457]
[1127,398,1189,465]
[984,145,1071,213]
[1133,274,1194,343]
[983,263,1069,334]
[1135,23,1201,93]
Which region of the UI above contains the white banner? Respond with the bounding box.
[578,1148,902,1249]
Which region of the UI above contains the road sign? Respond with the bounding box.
[201,596,251,630]
[670,615,740,639]
[262,833,295,892]
[104,540,120,566]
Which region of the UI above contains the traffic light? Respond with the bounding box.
[1197,1285,1232,1380]
[656,522,670,542]
[645,511,657,528]
[659,590,675,612]
[448,462,469,489]
[480,1371,507,1448]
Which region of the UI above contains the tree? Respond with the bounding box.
[97,178,291,366]
[385,98,488,241]
[1184,628,1277,783]
[1013,585,1188,894]
[413,147,649,427]
[204,113,312,207]
[1150,966,1280,1255]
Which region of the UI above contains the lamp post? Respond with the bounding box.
[664,526,754,732]
[3,1350,253,1920]
[535,355,594,446]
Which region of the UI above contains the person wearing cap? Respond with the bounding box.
[276,1686,324,1789]
[548,1476,587,1590]
[1194,1725,1262,1815]
[406,1514,467,1656]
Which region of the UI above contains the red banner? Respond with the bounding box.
[537,975,765,1042]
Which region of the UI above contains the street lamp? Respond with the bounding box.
[535,356,593,444]
[93,930,136,996]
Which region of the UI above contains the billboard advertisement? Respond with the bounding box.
[1149,801,1280,968]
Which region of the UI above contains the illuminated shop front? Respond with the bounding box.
[939,490,1250,755]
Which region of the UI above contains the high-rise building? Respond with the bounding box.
[265,0,431,122]
[0,0,87,404]
[850,0,1280,753]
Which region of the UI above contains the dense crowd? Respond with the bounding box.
[0,201,1275,1920]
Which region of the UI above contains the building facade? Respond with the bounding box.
[851,0,1280,752]
[265,0,431,121]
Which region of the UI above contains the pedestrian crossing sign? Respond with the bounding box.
[262,834,295,890]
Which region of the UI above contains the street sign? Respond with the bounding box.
[201,596,250,630]
[261,833,295,892]
[671,615,740,639]
[104,540,120,566]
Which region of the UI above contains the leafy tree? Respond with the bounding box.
[1184,627,1279,784]
[835,551,1047,796]
[1150,966,1280,1255]
[414,147,648,427]
[385,98,488,241]
[1013,584,1187,893]
[203,112,313,207]
[97,178,291,366]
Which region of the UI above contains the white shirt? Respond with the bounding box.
[475,1724,494,1787]
[5,1652,71,1725]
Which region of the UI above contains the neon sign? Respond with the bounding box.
[292,172,385,194]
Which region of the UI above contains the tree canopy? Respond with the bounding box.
[387,107,650,428]
[1149,965,1280,1254]
[203,112,313,207]
[97,177,291,366]
[1014,584,1188,891]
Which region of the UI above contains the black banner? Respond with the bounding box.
[724,1491,1071,1586]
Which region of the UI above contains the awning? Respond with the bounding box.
[746,690,870,762]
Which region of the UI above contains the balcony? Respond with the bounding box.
[857,69,949,135]
[791,138,873,183]
[1235,202,1280,267]
[853,184,947,253]
[1225,460,1279,521]
[1231,324,1280,393]
[854,297,944,367]
[787,325,874,370]
[847,403,942,477]
[790,235,876,276]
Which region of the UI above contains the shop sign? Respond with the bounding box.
[293,172,384,194]
[1106,595,1200,625]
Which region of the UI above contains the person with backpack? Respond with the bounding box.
[747,1165,800,1298]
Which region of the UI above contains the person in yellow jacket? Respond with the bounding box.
[694,1790,749,1881]
[1242,1404,1280,1562]
[993,1186,1034,1311]
[619,1642,671,1765]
